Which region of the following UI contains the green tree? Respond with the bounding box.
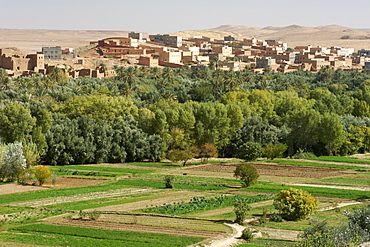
[234,201,251,224]
[317,112,344,155]
[234,163,259,187]
[274,188,318,221]
[236,142,263,161]
[263,143,288,160]
[0,103,36,143]
[167,147,198,166]
[0,142,27,181]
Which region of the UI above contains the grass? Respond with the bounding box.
[318,177,370,185]
[46,193,157,211]
[142,195,273,215]
[52,165,155,174]
[142,174,242,185]
[237,238,295,246]
[266,159,368,170]
[244,182,370,199]
[309,156,370,164]
[115,179,228,191]
[6,224,204,247]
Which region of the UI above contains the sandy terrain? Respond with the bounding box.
[175,24,370,51]
[1,25,369,55]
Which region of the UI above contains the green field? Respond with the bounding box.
[0,159,369,247]
[4,224,204,247]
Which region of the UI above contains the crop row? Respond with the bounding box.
[8,224,204,247]
[143,194,274,215]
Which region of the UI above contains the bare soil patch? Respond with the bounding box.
[0,184,47,196]
[185,163,343,179]
[43,177,109,188]
[46,218,223,238]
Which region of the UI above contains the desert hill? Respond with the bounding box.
[1,25,370,54]
[173,24,370,51]
[0,29,148,53]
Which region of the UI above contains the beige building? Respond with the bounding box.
[138,56,159,67]
[159,50,182,64]
[0,49,44,72]
[98,37,138,47]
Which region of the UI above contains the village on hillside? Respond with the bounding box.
[1,32,370,78]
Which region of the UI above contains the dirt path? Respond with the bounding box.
[91,190,205,212]
[7,188,158,207]
[292,183,370,191]
[318,201,363,211]
[197,223,245,247]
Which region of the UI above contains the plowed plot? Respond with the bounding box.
[47,218,222,238]
[186,163,344,178]
[43,177,108,188]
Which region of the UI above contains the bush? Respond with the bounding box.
[270,212,283,222]
[263,143,288,160]
[236,142,263,161]
[164,175,175,189]
[273,188,318,221]
[198,143,218,163]
[293,149,316,159]
[34,165,53,185]
[0,142,26,182]
[234,201,251,224]
[241,228,254,242]
[167,147,198,166]
[234,163,259,187]
[259,209,267,224]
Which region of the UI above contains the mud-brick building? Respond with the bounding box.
[0,49,44,72]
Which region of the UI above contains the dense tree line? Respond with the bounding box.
[1,66,370,165]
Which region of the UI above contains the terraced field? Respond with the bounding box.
[0,157,369,246]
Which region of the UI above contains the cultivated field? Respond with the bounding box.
[0,157,369,246]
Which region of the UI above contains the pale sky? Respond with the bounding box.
[2,0,370,33]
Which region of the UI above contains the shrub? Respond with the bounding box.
[293,149,316,159]
[263,143,288,160]
[34,165,52,185]
[234,201,251,224]
[0,142,26,182]
[273,188,318,221]
[241,228,254,242]
[164,175,175,189]
[259,209,267,224]
[270,212,283,222]
[18,168,35,185]
[198,143,218,163]
[234,163,259,187]
[167,147,198,166]
[236,142,263,161]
